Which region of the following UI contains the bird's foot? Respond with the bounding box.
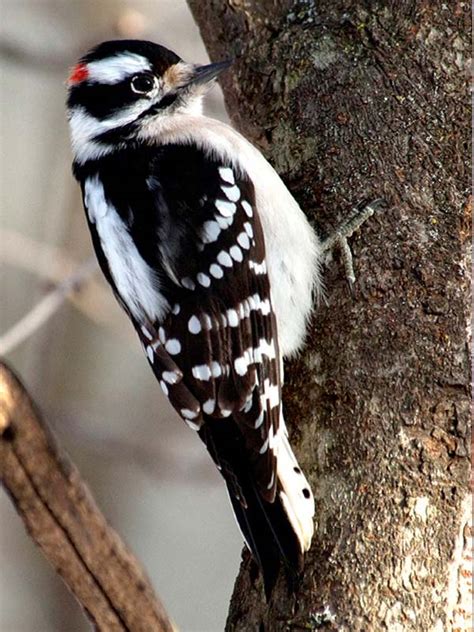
[321,198,384,292]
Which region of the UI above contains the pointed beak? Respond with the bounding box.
[186,59,233,87]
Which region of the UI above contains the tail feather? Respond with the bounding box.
[199,417,314,597]
[227,472,302,597]
[276,426,315,553]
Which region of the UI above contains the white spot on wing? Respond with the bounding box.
[261,378,280,410]
[254,411,264,428]
[221,184,240,202]
[203,399,216,414]
[242,201,253,217]
[197,272,211,287]
[202,220,221,243]
[182,277,195,290]
[229,245,243,262]
[234,357,248,376]
[181,408,199,420]
[162,370,180,384]
[217,251,233,267]
[259,437,269,454]
[188,315,202,334]
[253,338,276,362]
[237,232,250,250]
[242,397,253,413]
[215,199,236,217]
[249,260,267,275]
[141,326,153,340]
[218,166,235,184]
[210,361,222,377]
[146,345,154,363]
[165,339,181,355]
[192,364,212,381]
[210,263,224,279]
[215,214,233,229]
[267,471,275,490]
[248,294,271,315]
[243,222,254,238]
[227,309,239,327]
[260,298,271,315]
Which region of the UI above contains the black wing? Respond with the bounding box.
[139,145,282,503]
[80,143,302,592]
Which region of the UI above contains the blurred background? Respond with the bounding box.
[0,2,242,631]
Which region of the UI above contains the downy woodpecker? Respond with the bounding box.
[67,40,321,596]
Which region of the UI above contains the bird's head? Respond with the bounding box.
[67,39,231,163]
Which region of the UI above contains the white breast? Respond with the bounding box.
[237,139,321,358]
[84,175,169,323]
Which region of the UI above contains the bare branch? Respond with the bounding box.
[0,39,71,72]
[0,257,97,356]
[1,228,136,343]
[0,362,176,631]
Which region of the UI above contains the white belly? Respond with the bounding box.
[245,152,321,357]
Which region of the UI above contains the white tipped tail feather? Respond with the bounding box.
[277,421,315,553]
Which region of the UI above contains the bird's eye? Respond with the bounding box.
[130,73,156,94]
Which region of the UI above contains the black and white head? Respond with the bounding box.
[67,39,231,163]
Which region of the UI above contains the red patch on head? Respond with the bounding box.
[68,63,89,85]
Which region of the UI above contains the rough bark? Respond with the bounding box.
[0,363,176,632]
[187,2,471,630]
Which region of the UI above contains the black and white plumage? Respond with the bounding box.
[67,40,321,596]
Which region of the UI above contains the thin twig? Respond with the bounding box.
[0,39,72,72]
[0,257,97,356]
[1,228,83,281]
[1,228,135,341]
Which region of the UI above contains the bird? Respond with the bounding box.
[66,39,321,597]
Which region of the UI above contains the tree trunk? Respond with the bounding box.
[187,2,471,630]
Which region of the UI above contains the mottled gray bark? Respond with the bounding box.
[187,2,471,630]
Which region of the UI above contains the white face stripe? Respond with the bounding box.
[68,102,152,160]
[86,53,152,84]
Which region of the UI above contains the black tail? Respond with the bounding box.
[199,418,302,598]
